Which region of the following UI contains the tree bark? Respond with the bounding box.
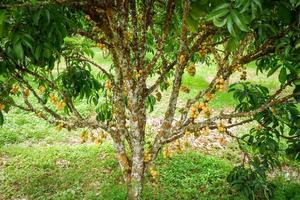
[127,141,144,200]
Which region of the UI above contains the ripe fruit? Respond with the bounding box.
[56,101,66,111]
[10,85,19,94]
[38,85,46,94]
[49,93,58,104]
[85,15,91,21]
[155,91,162,101]
[23,88,30,97]
[149,167,158,179]
[184,130,192,136]
[203,107,211,118]
[179,54,185,65]
[205,93,214,101]
[0,103,5,111]
[256,124,263,130]
[97,43,105,49]
[36,111,43,118]
[217,123,226,132]
[105,80,112,90]
[80,130,89,143]
[135,73,141,80]
[163,147,172,158]
[186,63,196,76]
[190,105,199,119]
[94,138,103,145]
[240,70,247,80]
[144,152,151,162]
[216,76,226,92]
[180,86,190,93]
[199,47,206,57]
[197,102,205,110]
[201,126,210,135]
[55,122,64,131]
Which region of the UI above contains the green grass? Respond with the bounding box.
[1,145,299,200]
[0,144,239,200]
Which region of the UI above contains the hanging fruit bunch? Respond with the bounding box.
[215,76,226,92]
[186,63,196,76]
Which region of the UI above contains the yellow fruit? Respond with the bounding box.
[80,130,89,140]
[155,92,162,101]
[37,111,43,118]
[185,131,192,136]
[186,64,196,76]
[105,80,112,90]
[201,126,210,135]
[49,93,58,104]
[55,123,64,131]
[198,102,205,109]
[94,138,103,145]
[180,86,190,93]
[256,124,263,130]
[218,84,225,92]
[199,48,206,57]
[179,54,185,65]
[23,88,30,97]
[56,101,66,111]
[217,123,226,132]
[144,152,151,162]
[97,43,105,49]
[135,73,141,80]
[85,15,91,21]
[0,103,5,111]
[10,85,19,94]
[203,107,211,118]
[205,93,214,101]
[38,85,46,94]
[149,167,158,179]
[163,147,172,158]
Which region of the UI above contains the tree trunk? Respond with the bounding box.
[127,140,144,200]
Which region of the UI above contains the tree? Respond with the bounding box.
[0,0,300,199]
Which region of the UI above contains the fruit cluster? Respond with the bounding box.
[0,103,5,111]
[186,63,196,76]
[10,84,19,94]
[217,122,226,133]
[163,146,172,159]
[105,80,112,90]
[180,86,190,93]
[190,101,212,119]
[215,76,225,92]
[240,70,247,80]
[199,47,206,57]
[49,93,66,111]
[149,166,158,180]
[179,54,186,65]
[144,151,151,162]
[80,130,108,145]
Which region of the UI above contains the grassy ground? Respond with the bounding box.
[0,50,299,199]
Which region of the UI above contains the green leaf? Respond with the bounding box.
[33,10,42,25]
[45,9,51,25]
[206,8,229,21]
[267,64,280,77]
[231,10,249,32]
[13,42,24,59]
[279,68,287,84]
[0,111,3,126]
[213,17,227,27]
[227,15,236,37]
